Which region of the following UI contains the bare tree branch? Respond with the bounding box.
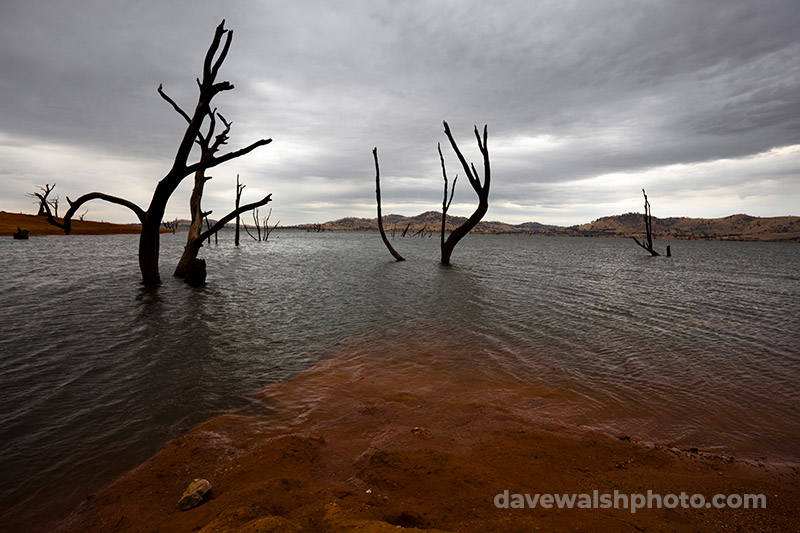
[210,27,233,81]
[61,193,146,234]
[211,113,231,152]
[443,121,481,190]
[199,194,272,242]
[157,84,191,123]
[185,138,272,176]
[241,219,258,241]
[438,142,458,254]
[203,20,231,84]
[252,207,261,241]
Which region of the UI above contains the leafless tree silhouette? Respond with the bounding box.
[373,147,405,261]
[28,184,59,220]
[243,206,280,242]
[46,21,272,285]
[439,121,490,265]
[162,218,179,233]
[632,189,661,256]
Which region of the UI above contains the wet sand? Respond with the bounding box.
[52,351,799,532]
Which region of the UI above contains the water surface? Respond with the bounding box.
[1,231,798,529]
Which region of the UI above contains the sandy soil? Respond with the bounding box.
[1,211,153,236]
[50,353,799,532]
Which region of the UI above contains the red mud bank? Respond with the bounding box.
[53,354,800,532]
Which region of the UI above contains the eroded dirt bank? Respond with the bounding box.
[53,352,799,532]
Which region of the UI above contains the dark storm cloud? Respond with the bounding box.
[1,0,798,224]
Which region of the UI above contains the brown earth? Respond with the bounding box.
[0,211,159,236]
[51,352,800,532]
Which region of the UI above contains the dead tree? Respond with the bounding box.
[48,21,272,285]
[439,121,490,265]
[172,113,270,279]
[438,142,458,255]
[372,148,405,261]
[28,184,58,218]
[243,207,279,242]
[262,208,279,240]
[48,195,60,218]
[241,213,259,242]
[632,189,660,256]
[162,218,179,233]
[203,211,215,244]
[234,174,244,246]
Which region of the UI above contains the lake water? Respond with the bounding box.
[1,230,798,530]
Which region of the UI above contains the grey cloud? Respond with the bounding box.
[1,0,798,225]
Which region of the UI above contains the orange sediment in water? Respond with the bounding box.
[54,347,800,532]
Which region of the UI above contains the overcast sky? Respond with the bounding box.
[1,0,799,226]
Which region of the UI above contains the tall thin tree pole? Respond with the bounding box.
[632,188,660,256]
[234,174,244,246]
[373,147,405,262]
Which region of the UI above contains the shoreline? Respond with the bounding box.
[0,211,162,236]
[50,353,800,532]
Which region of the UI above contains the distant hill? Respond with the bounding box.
[292,211,800,242]
[575,213,800,242]
[8,208,797,242]
[294,210,562,236]
[0,211,165,236]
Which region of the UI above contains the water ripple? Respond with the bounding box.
[0,232,798,530]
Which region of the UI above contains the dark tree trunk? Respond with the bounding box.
[138,217,163,285]
[174,169,209,278]
[632,188,661,257]
[185,258,207,287]
[235,174,243,246]
[440,121,490,265]
[373,148,405,262]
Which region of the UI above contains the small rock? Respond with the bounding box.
[178,478,212,510]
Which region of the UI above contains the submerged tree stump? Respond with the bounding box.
[185,259,207,287]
